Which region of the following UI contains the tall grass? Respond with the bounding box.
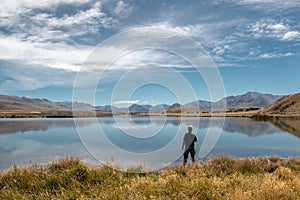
[1,157,300,199]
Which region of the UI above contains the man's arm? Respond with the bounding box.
[182,140,186,151]
[194,135,198,142]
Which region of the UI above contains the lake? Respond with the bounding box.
[1,117,300,171]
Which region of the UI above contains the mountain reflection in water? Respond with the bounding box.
[1,117,299,138]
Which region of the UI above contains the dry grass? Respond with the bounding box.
[0,110,114,118]
[136,111,258,117]
[1,157,300,199]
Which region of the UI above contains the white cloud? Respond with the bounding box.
[82,23,219,73]
[250,19,285,38]
[0,63,77,91]
[107,49,188,70]
[113,1,135,17]
[14,2,117,43]
[49,3,103,26]
[219,16,300,63]
[128,23,205,38]
[234,0,299,5]
[80,47,197,89]
[0,0,89,21]
[269,24,286,31]
[233,18,300,41]
[220,0,300,10]
[212,45,232,56]
[44,2,116,29]
[0,0,299,93]
[0,34,92,71]
[0,1,118,72]
[113,100,140,105]
[259,52,294,59]
[282,31,300,41]
[150,20,244,40]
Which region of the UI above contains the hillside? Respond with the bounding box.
[0,95,94,111]
[260,93,300,115]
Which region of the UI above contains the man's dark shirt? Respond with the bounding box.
[183,132,197,149]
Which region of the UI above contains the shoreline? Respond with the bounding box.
[1,110,300,119]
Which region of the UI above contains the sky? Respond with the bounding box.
[0,0,299,106]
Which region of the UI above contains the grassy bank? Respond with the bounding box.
[1,157,300,199]
[251,114,300,121]
[0,110,114,118]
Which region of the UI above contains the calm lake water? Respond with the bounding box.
[1,117,300,170]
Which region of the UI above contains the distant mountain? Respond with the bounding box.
[57,101,94,111]
[95,105,117,112]
[185,100,211,110]
[149,104,169,112]
[216,92,284,110]
[95,105,129,112]
[186,92,283,111]
[129,104,152,113]
[0,95,94,111]
[96,103,170,113]
[260,93,300,115]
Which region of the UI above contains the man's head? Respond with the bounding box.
[188,125,193,132]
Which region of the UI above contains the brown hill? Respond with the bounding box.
[166,106,201,114]
[0,95,94,111]
[260,93,300,116]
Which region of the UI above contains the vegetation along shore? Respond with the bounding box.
[1,157,300,199]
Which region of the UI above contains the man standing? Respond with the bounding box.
[182,125,197,166]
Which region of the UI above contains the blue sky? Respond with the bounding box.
[0,0,299,106]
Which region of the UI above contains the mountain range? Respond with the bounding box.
[187,92,283,110]
[0,92,283,112]
[108,92,283,113]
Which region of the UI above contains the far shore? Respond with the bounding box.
[1,110,300,119]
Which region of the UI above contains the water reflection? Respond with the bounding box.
[269,120,300,138]
[0,117,300,170]
[0,118,93,135]
[99,117,288,137]
[2,117,299,138]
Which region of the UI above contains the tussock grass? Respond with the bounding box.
[1,157,300,199]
